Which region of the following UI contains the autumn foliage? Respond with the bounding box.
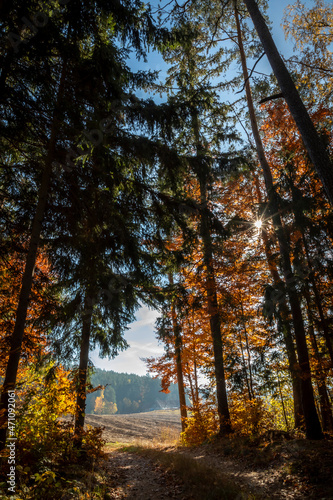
[0,249,55,373]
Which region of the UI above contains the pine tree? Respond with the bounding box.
[156,16,244,434]
[0,0,166,451]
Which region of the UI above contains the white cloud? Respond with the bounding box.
[90,305,164,376]
[129,305,159,328]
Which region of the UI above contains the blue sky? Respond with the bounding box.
[91,0,314,376]
[90,305,161,375]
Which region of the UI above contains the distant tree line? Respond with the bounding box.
[86,368,181,414]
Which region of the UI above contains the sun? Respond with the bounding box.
[254,219,262,229]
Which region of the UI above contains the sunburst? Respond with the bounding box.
[254,219,262,230]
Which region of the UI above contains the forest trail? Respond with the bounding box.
[102,441,333,500]
[102,445,292,500]
[87,410,333,500]
[85,411,333,499]
[104,449,188,499]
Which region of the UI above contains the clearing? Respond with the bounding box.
[86,409,181,444]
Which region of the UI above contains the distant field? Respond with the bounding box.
[85,409,182,444]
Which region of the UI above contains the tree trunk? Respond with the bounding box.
[277,371,290,431]
[0,63,67,451]
[238,329,253,401]
[240,300,254,399]
[254,176,304,428]
[190,101,231,434]
[303,284,333,432]
[288,180,333,367]
[301,230,333,367]
[235,5,323,439]
[186,365,197,408]
[168,274,188,432]
[74,291,94,447]
[242,0,333,207]
[199,178,232,434]
[262,229,304,428]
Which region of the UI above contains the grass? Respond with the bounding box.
[104,424,181,450]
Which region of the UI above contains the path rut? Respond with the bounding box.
[105,450,190,500]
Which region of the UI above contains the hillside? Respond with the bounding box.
[86,368,182,415]
[86,409,182,443]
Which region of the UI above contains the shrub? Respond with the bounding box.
[181,405,219,446]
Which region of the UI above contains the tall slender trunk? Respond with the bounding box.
[254,176,304,428]
[289,185,333,430]
[303,284,333,432]
[190,104,231,433]
[74,291,94,447]
[242,0,333,207]
[168,274,187,431]
[238,329,252,400]
[235,6,323,439]
[199,177,231,434]
[301,230,333,366]
[240,300,254,399]
[186,366,196,408]
[193,360,200,408]
[190,103,231,434]
[277,371,290,431]
[276,299,304,429]
[289,182,333,366]
[0,63,67,451]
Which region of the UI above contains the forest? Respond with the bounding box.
[0,0,333,498]
[85,369,181,414]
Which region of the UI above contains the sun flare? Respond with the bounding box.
[254,219,262,229]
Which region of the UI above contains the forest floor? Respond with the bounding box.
[86,411,333,500]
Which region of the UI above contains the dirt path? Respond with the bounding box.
[86,411,332,499]
[101,441,333,500]
[104,450,189,499]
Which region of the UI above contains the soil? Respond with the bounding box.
[180,438,333,499]
[86,411,333,500]
[102,450,190,499]
[85,410,182,444]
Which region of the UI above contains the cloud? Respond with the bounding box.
[130,305,159,328]
[90,305,163,376]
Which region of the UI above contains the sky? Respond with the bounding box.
[90,305,162,376]
[91,0,313,377]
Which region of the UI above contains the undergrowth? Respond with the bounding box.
[0,423,110,500]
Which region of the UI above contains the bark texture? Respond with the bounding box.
[169,274,188,432]
[74,292,94,447]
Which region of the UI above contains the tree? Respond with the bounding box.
[168,272,188,431]
[242,0,333,207]
[233,3,323,439]
[259,96,333,431]
[0,0,166,451]
[283,0,333,105]
[15,360,76,450]
[156,15,242,433]
[0,249,55,374]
